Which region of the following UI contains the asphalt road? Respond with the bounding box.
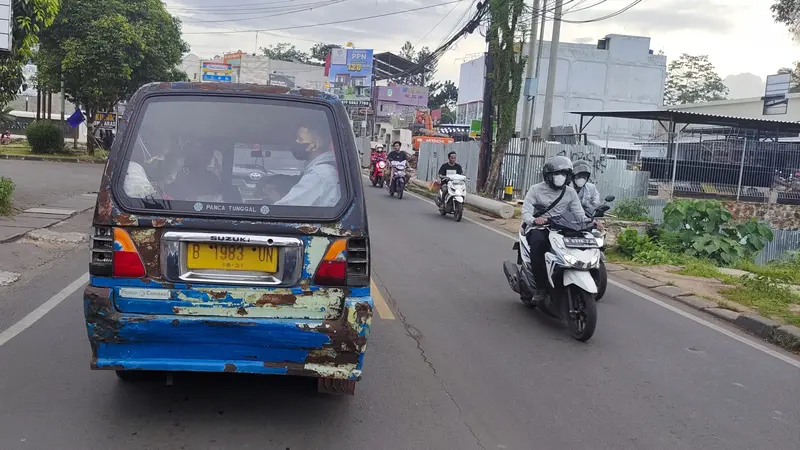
[0,181,798,449]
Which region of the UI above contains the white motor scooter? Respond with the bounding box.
[502,200,612,342]
[387,160,407,199]
[435,174,467,222]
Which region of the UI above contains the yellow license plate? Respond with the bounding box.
[186,243,278,272]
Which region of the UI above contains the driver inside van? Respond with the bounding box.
[273,125,340,207]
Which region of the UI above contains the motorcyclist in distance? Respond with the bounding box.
[521,156,587,301]
[571,160,602,216]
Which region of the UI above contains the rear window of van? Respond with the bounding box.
[116,95,349,219]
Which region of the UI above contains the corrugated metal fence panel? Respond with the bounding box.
[646,198,667,224]
[754,229,800,266]
[418,141,480,194]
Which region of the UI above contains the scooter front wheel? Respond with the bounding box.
[453,202,463,222]
[378,178,384,188]
[564,285,597,342]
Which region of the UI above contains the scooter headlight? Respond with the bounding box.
[562,254,579,267]
[378,161,386,168]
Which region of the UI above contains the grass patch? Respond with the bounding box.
[677,259,721,279]
[0,176,14,216]
[612,246,800,325]
[0,141,106,162]
[720,277,800,326]
[734,256,800,284]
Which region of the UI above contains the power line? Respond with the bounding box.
[414,1,463,48]
[176,0,347,24]
[183,0,461,35]
[170,0,344,16]
[170,0,319,12]
[538,0,642,23]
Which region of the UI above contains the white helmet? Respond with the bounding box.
[376,144,385,151]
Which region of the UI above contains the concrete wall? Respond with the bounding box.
[237,55,326,90]
[180,54,202,82]
[456,34,667,139]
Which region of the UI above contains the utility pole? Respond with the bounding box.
[520,0,541,140]
[477,12,494,191]
[540,0,563,142]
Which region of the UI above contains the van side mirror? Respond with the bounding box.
[604,195,616,203]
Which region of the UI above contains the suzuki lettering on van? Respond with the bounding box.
[210,236,251,243]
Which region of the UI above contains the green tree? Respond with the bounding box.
[415,46,436,86]
[664,54,728,105]
[0,0,60,109]
[261,43,310,63]
[309,43,341,65]
[399,41,416,61]
[772,0,800,40]
[482,0,526,194]
[37,0,188,154]
[428,80,458,110]
[778,63,800,93]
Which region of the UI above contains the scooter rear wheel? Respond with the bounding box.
[594,260,607,301]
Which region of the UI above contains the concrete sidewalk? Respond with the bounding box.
[0,192,96,243]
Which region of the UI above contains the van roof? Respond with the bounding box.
[132,82,342,104]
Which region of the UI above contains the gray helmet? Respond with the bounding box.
[541,156,573,189]
[573,160,592,177]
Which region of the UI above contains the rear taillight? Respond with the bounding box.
[89,226,146,278]
[313,237,369,287]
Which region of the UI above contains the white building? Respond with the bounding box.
[180,54,202,82]
[669,94,800,122]
[456,34,667,139]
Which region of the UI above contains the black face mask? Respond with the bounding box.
[291,142,312,160]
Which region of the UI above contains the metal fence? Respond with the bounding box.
[501,139,650,203]
[417,141,480,194]
[638,133,800,205]
[755,229,800,266]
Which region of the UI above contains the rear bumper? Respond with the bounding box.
[83,286,372,380]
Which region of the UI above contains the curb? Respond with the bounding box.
[0,153,106,164]
[609,264,800,353]
[0,203,96,244]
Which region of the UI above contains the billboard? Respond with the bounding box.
[328,48,373,102]
[0,0,11,53]
[94,112,117,130]
[763,73,791,116]
[376,85,429,107]
[201,61,233,82]
[268,73,296,88]
[224,51,243,67]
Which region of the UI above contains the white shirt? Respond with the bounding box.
[274,151,341,207]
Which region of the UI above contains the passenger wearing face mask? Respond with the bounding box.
[571,160,602,216]
[274,125,340,207]
[521,156,587,301]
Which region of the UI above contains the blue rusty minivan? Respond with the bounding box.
[84,82,372,394]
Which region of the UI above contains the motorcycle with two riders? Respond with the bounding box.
[502,157,613,342]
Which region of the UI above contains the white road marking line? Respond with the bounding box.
[371,278,395,320]
[372,178,800,367]
[0,272,89,347]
